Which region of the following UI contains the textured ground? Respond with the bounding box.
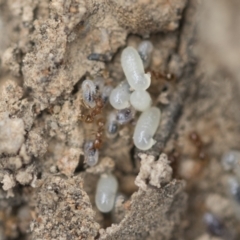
[0,0,240,239]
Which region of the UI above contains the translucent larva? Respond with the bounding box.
[116,107,135,125]
[121,46,151,90]
[133,107,161,150]
[109,81,131,110]
[95,173,118,213]
[101,85,113,105]
[81,79,97,108]
[138,40,153,69]
[106,112,119,138]
[94,77,105,92]
[130,90,152,112]
[84,141,99,166]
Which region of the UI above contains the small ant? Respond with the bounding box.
[189,131,208,161]
[91,118,105,150]
[80,96,104,123]
[150,70,176,82]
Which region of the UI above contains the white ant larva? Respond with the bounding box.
[84,141,99,166]
[106,112,119,138]
[81,79,97,108]
[116,107,135,125]
[138,40,154,69]
[130,90,152,112]
[109,80,131,110]
[95,173,118,213]
[133,107,161,150]
[121,46,151,91]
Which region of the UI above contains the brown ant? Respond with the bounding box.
[80,96,104,123]
[188,131,207,160]
[150,70,176,82]
[92,118,105,150]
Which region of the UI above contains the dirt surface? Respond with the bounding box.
[1,0,240,239]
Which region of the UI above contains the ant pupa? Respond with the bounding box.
[84,141,99,166]
[228,177,240,204]
[133,107,161,150]
[106,112,119,138]
[138,40,153,69]
[203,213,233,239]
[101,85,113,105]
[130,90,152,112]
[121,46,151,91]
[109,80,131,110]
[221,150,240,171]
[94,77,105,93]
[95,173,118,213]
[81,79,97,108]
[116,107,136,125]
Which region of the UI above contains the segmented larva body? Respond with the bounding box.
[95,173,118,213]
[84,141,99,166]
[121,46,151,90]
[138,40,154,69]
[116,107,135,125]
[81,79,97,108]
[133,107,160,150]
[109,80,131,110]
[106,112,119,138]
[130,90,152,112]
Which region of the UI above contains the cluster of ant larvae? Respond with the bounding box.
[108,42,160,150]
[95,173,118,213]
